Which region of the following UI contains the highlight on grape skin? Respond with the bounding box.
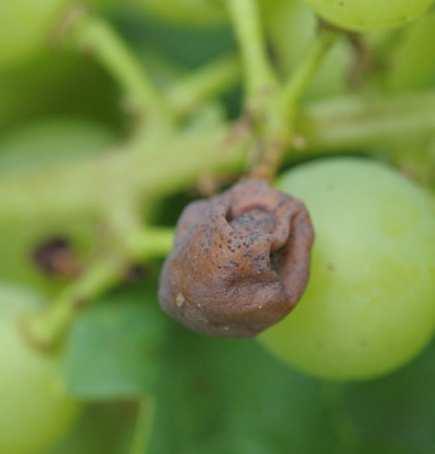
[305,0,435,31]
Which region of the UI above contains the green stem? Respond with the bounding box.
[168,55,241,116]
[130,398,155,454]
[281,30,337,126]
[0,125,250,220]
[127,228,174,260]
[69,12,171,121]
[322,384,361,454]
[252,30,337,179]
[226,0,277,105]
[297,93,435,152]
[25,225,174,347]
[26,257,121,348]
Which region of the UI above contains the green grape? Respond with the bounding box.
[0,118,115,292]
[267,0,352,100]
[0,0,69,68]
[387,12,435,91]
[260,158,435,381]
[304,0,435,31]
[0,284,78,453]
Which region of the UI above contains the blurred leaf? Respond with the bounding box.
[149,319,435,454]
[50,401,138,454]
[344,338,435,454]
[64,284,167,400]
[150,324,339,454]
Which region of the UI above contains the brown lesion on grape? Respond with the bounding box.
[159,179,315,337]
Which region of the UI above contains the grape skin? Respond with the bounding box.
[0,285,78,453]
[305,0,435,30]
[0,0,68,68]
[260,158,435,381]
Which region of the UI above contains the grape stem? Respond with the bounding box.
[252,28,338,180]
[297,92,435,151]
[66,10,173,124]
[25,227,174,348]
[280,30,337,126]
[225,0,338,179]
[226,0,278,110]
[129,398,155,454]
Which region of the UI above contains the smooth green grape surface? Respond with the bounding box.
[260,158,435,381]
[0,285,78,453]
[0,0,68,68]
[305,0,435,31]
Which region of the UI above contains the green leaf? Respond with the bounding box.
[49,401,138,454]
[150,321,435,454]
[150,324,339,454]
[63,284,167,400]
[343,339,435,454]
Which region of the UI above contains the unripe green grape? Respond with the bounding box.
[260,158,435,381]
[0,119,115,291]
[0,284,78,453]
[387,12,435,91]
[267,0,352,100]
[0,0,69,68]
[304,0,435,31]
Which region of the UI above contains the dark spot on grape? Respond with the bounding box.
[32,237,81,278]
